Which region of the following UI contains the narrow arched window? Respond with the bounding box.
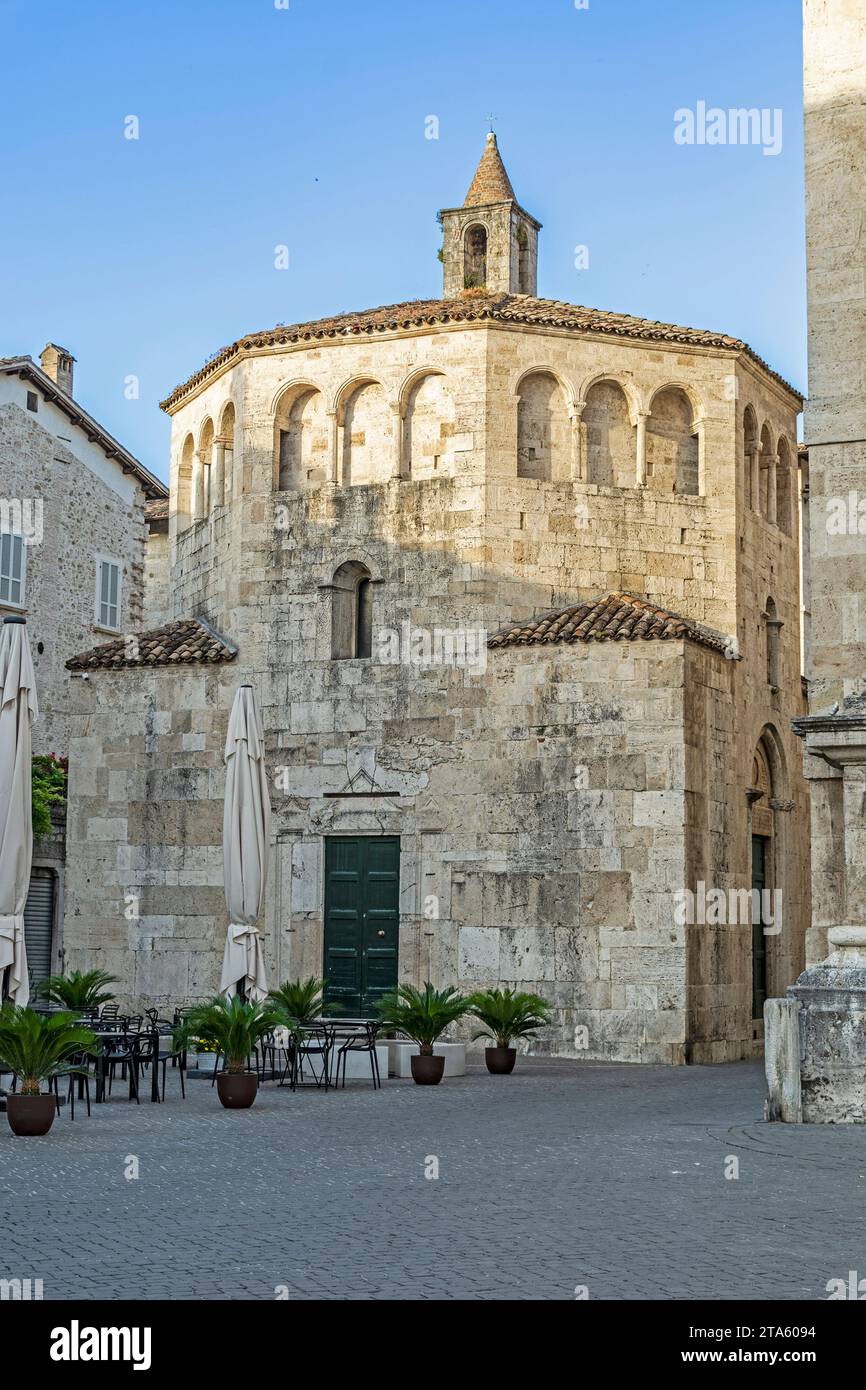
[464,224,487,288]
[356,577,372,659]
[332,561,373,660]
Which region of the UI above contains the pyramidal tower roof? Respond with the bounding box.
[463,131,517,206]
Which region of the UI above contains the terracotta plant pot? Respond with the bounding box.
[216,1071,258,1109]
[411,1053,445,1086]
[6,1093,57,1136]
[485,1046,517,1075]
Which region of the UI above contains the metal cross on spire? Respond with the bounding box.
[486,112,498,134]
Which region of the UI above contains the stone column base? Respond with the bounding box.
[787,947,866,1123]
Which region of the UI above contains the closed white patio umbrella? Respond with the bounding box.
[219,684,271,1001]
[0,617,38,1007]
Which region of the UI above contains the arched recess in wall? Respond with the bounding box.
[197,418,215,519]
[218,401,236,506]
[517,371,570,481]
[582,379,636,487]
[759,423,774,518]
[463,223,488,289]
[764,596,782,688]
[404,372,456,480]
[743,405,759,512]
[342,381,392,486]
[275,384,329,490]
[646,387,699,495]
[177,433,195,531]
[331,560,373,660]
[748,726,796,1019]
[776,436,792,536]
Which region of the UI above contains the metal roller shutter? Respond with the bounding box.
[23,869,56,994]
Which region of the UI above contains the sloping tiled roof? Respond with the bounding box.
[488,593,732,655]
[145,497,170,524]
[464,132,517,206]
[160,294,801,411]
[0,356,167,500]
[66,619,237,671]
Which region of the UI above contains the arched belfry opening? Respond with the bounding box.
[439,132,541,298]
[463,224,488,289]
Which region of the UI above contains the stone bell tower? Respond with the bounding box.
[439,131,541,298]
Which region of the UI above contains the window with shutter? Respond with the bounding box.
[0,532,25,607]
[95,556,121,630]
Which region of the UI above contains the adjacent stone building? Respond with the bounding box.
[0,345,166,988]
[63,136,809,1062]
[780,0,866,1120]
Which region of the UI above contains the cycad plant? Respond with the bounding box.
[0,1005,97,1096]
[269,976,332,1026]
[184,995,285,1074]
[36,969,118,1011]
[467,988,553,1048]
[377,983,467,1055]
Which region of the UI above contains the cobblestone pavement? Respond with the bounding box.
[2,1059,865,1301]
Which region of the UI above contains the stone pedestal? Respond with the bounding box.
[787,697,866,1122]
[787,937,866,1123]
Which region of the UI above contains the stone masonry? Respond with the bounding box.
[62,136,810,1063]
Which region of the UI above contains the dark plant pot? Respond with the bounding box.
[216,1071,258,1109]
[411,1053,445,1086]
[485,1046,517,1075]
[7,1093,57,1136]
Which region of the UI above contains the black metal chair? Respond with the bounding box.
[329,1021,382,1089]
[131,1031,187,1102]
[63,1053,93,1119]
[284,1025,332,1091]
[101,1032,138,1099]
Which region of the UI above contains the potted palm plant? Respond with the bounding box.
[0,1005,97,1135]
[185,995,285,1109]
[377,983,467,1085]
[269,975,333,1025]
[35,969,118,1013]
[467,988,553,1074]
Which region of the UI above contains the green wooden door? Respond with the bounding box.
[323,837,400,1018]
[751,835,768,1020]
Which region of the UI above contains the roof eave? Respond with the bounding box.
[1,358,167,499]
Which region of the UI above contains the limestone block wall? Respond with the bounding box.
[682,645,810,1061]
[163,321,801,656]
[803,0,866,710]
[143,524,170,627]
[0,403,148,755]
[64,629,757,1063]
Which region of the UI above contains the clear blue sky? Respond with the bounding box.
[1,0,805,481]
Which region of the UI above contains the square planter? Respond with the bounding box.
[387,1041,466,1078]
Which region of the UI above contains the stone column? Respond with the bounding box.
[766,452,778,525]
[392,405,405,480]
[749,446,761,512]
[694,417,707,496]
[789,703,866,1121]
[212,442,225,510]
[327,410,339,485]
[635,411,649,488]
[571,405,584,481]
[191,455,204,521]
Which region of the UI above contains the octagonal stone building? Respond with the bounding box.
[63,134,809,1063]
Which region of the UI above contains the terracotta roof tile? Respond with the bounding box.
[66,618,237,671]
[464,132,517,206]
[161,294,800,412]
[488,593,732,655]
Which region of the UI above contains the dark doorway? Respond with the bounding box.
[323,837,399,1017]
[751,835,769,1020]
